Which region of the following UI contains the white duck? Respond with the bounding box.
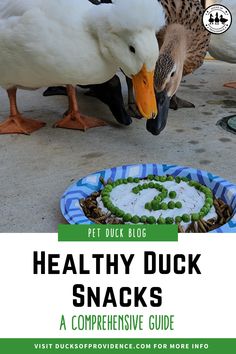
[205,0,236,88]
[0,0,165,134]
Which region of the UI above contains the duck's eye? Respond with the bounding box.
[129,45,136,54]
[171,71,176,78]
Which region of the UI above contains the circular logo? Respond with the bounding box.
[203,4,232,34]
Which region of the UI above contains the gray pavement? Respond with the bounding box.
[0,60,235,232]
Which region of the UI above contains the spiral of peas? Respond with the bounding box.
[100,175,214,225]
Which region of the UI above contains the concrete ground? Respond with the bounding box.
[0,60,236,232]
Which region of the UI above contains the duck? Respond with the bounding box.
[205,0,236,89]
[153,0,210,109]
[214,12,220,25]
[45,0,210,136]
[126,0,211,135]
[0,0,166,135]
[220,15,228,25]
[209,14,214,24]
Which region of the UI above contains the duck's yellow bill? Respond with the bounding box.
[132,65,158,119]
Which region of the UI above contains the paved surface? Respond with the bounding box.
[0,60,236,232]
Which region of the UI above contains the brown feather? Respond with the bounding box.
[156,0,210,78]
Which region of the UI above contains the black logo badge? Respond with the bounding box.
[203,4,232,34]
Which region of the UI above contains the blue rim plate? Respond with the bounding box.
[60,164,236,233]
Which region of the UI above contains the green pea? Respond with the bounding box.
[104,185,113,192]
[156,195,163,202]
[127,177,134,183]
[140,216,147,223]
[143,183,148,189]
[134,178,139,183]
[169,191,177,199]
[151,200,160,211]
[175,177,181,184]
[154,176,161,181]
[168,201,175,209]
[132,188,139,194]
[116,209,125,218]
[191,213,200,222]
[155,185,162,191]
[102,196,109,202]
[123,214,132,222]
[148,182,155,188]
[175,201,182,209]
[103,201,109,208]
[181,177,189,182]
[159,176,167,182]
[131,215,140,224]
[147,216,156,224]
[123,179,128,184]
[175,216,182,223]
[205,189,213,196]
[189,181,196,187]
[145,202,152,211]
[147,175,154,180]
[106,203,113,210]
[200,207,208,215]
[206,198,213,205]
[154,196,162,203]
[157,217,165,224]
[161,203,168,210]
[167,176,174,181]
[101,190,108,196]
[113,207,121,215]
[162,190,168,198]
[165,217,174,224]
[182,214,191,223]
[110,206,117,214]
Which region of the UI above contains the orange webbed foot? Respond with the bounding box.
[54,111,108,131]
[0,115,46,135]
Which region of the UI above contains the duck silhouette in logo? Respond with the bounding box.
[215,12,220,25]
[209,14,214,24]
[220,14,228,24]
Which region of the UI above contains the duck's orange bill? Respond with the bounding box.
[132,65,158,119]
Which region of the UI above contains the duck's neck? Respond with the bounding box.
[87,4,111,34]
[86,4,113,62]
[160,24,187,71]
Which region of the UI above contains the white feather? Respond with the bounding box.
[0,0,165,89]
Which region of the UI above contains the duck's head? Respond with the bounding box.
[155,25,187,99]
[145,25,187,135]
[92,0,165,119]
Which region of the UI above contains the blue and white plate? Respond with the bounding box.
[61,164,236,233]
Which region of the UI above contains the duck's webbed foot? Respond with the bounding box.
[54,111,107,131]
[0,87,45,135]
[127,103,143,119]
[224,82,236,89]
[170,95,195,110]
[0,115,45,135]
[54,85,108,131]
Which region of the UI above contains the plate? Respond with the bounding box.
[60,164,236,233]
